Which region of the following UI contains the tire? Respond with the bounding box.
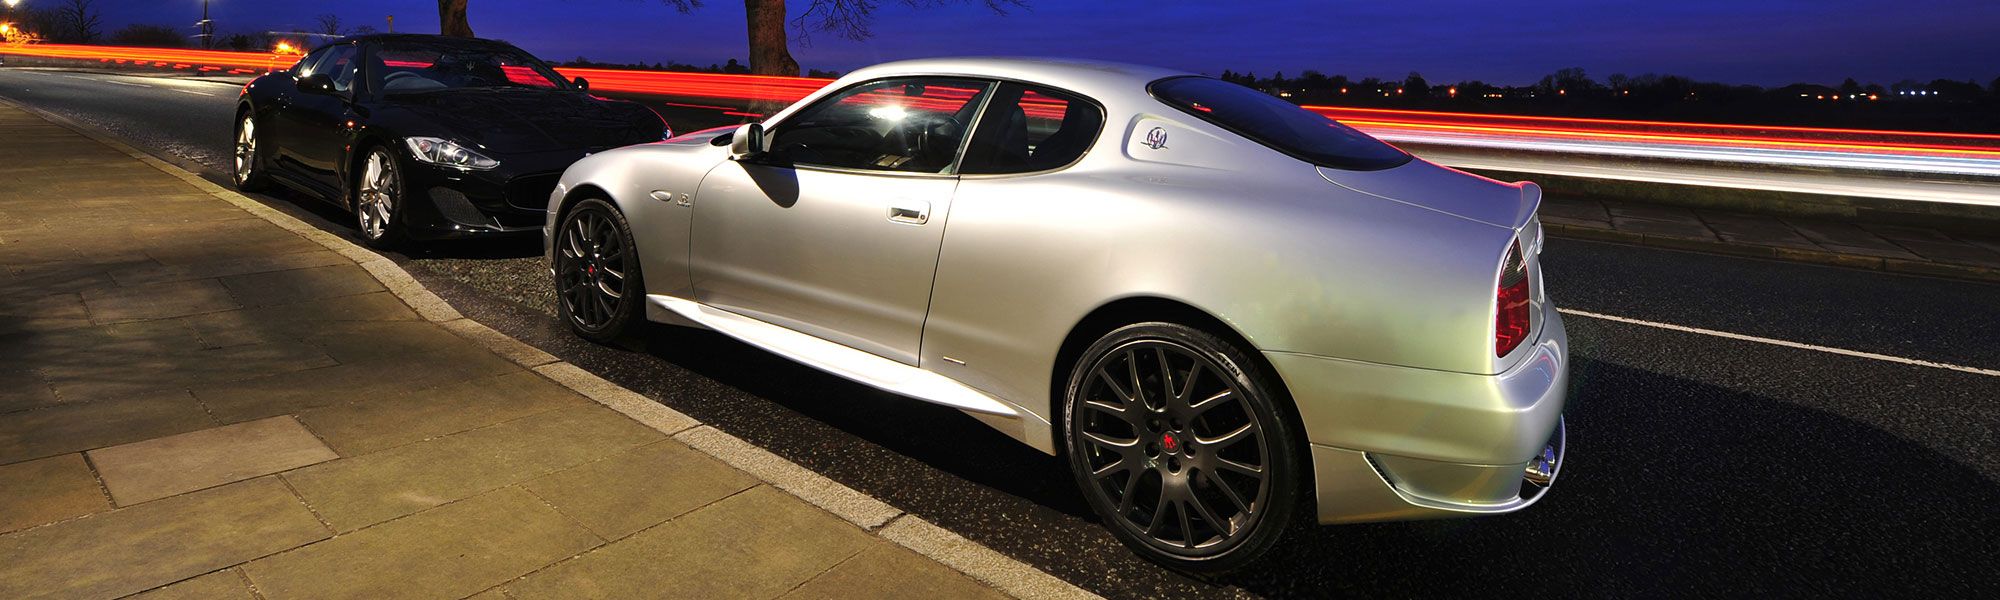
[1063,322,1307,574]
[353,146,409,250]
[553,198,646,344]
[232,112,269,192]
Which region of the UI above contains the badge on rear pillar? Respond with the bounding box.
[1143,126,1169,150]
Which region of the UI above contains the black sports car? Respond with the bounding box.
[232,34,668,248]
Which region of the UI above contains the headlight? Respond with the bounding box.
[404,137,499,170]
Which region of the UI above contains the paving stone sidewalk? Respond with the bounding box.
[1540,195,2000,282]
[0,105,1035,598]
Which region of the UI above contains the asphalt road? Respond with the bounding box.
[5,67,1997,598]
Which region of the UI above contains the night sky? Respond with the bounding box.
[65,0,2000,86]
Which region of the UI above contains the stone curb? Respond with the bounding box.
[530,363,699,435]
[1544,222,2000,284]
[671,426,903,530]
[2,98,1099,599]
[879,515,1100,600]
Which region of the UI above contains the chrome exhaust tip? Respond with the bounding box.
[1523,417,1566,488]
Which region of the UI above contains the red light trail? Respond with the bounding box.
[4,43,1997,162]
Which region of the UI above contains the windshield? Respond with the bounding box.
[1149,76,1411,171]
[370,41,571,94]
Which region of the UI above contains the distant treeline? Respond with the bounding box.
[559,57,844,80]
[23,5,1996,132]
[1217,68,2000,133]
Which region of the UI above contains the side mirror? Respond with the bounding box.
[729,122,766,161]
[572,76,589,92]
[297,73,334,95]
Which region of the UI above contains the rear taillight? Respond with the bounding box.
[1495,239,1532,356]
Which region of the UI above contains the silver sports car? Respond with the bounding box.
[545,57,1568,572]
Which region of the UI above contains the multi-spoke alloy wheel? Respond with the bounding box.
[232,115,267,191]
[354,148,403,246]
[554,198,644,342]
[1066,322,1303,573]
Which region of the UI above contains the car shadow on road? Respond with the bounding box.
[492,293,1999,598]
[242,186,543,261]
[1220,356,2000,597]
[627,323,1090,514]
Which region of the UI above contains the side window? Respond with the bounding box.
[292,47,333,77]
[768,77,993,174]
[960,83,1104,174]
[321,45,360,93]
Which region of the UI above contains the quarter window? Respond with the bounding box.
[961,82,1104,174]
[768,77,994,174]
[1150,76,1411,171]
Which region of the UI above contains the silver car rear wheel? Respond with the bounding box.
[1066,322,1303,572]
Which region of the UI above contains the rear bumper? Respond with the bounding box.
[1266,302,1569,523]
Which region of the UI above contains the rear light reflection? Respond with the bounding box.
[1495,239,1532,357]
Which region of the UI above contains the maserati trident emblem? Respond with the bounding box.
[1143,126,1169,150]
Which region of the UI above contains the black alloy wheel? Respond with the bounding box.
[233,113,269,192]
[354,147,409,249]
[1065,322,1305,574]
[555,198,645,343]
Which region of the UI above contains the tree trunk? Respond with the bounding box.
[438,0,474,37]
[744,0,799,76]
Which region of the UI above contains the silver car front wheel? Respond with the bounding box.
[1066,322,1305,574]
[555,198,645,344]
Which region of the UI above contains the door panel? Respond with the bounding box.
[687,76,994,365]
[690,164,957,365]
[274,44,358,192]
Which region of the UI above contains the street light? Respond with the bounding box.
[194,0,214,49]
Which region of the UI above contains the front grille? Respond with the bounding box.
[428,187,496,227]
[505,173,563,211]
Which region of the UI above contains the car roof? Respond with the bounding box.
[838,57,1195,102]
[333,33,517,48]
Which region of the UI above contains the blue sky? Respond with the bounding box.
[70,0,2000,86]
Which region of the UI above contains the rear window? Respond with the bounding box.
[369,41,570,94]
[1149,76,1410,171]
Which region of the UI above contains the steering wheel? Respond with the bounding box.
[914,114,963,166]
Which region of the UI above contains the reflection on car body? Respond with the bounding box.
[545,57,1568,573]
[232,33,667,248]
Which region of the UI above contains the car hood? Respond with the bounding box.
[385,89,660,154]
[1317,160,1540,229]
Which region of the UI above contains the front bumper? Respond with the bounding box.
[396,149,585,240]
[1266,302,1569,523]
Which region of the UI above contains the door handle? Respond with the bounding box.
[888,200,929,224]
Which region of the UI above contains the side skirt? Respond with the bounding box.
[646,294,1023,418]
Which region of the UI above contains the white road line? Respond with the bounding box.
[1560,308,2000,377]
[171,88,219,97]
[61,74,149,88]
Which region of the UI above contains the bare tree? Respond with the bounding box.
[792,0,1020,44]
[57,0,102,43]
[314,14,343,37]
[110,24,186,47]
[438,0,474,37]
[754,0,1021,76]
[438,0,1017,77]
[741,0,795,77]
